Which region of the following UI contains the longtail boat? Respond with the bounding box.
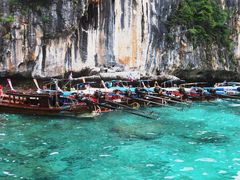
[214,81,240,96]
[178,82,217,101]
[0,91,99,117]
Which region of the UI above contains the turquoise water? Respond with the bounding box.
[0,100,240,179]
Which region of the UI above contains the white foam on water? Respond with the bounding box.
[195,158,217,162]
[229,104,240,107]
[196,131,208,135]
[202,172,208,176]
[3,171,15,176]
[50,152,59,156]
[218,170,227,174]
[146,132,156,135]
[180,167,194,171]
[4,158,9,162]
[175,159,184,163]
[188,141,197,145]
[99,154,111,157]
[103,146,112,149]
[214,150,224,153]
[164,176,175,179]
[233,158,240,161]
[146,164,154,167]
[0,133,6,136]
[233,171,240,180]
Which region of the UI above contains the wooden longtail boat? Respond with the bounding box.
[0,91,98,117]
[214,82,240,96]
[178,82,217,101]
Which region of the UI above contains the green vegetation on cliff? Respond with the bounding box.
[0,15,14,23]
[167,0,232,50]
[8,0,52,15]
[9,0,50,8]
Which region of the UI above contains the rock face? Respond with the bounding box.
[0,0,239,80]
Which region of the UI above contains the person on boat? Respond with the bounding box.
[196,88,204,95]
[166,91,171,96]
[145,82,150,88]
[125,89,132,97]
[154,81,160,87]
[94,90,105,103]
[105,82,112,89]
[62,86,67,91]
[135,87,142,98]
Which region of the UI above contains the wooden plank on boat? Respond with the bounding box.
[146,95,191,106]
[130,97,169,107]
[218,94,240,99]
[103,100,157,119]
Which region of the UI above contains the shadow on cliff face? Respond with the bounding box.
[0,75,35,90]
[174,70,240,82]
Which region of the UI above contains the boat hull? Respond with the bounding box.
[0,103,93,117]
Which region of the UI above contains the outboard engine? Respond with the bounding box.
[154,86,161,93]
[81,97,95,109]
[94,90,102,99]
[135,87,140,94]
[179,87,186,94]
[125,90,132,97]
[237,87,240,92]
[135,87,143,98]
[196,88,203,94]
[94,90,105,103]
[209,88,216,94]
[140,88,148,98]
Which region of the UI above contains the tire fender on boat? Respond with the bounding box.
[130,102,140,109]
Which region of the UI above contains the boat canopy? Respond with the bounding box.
[216,82,240,87]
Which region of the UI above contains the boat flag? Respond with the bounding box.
[68,72,73,80]
[127,72,135,82]
[7,79,16,92]
[141,81,147,88]
[154,81,159,87]
[101,80,107,89]
[33,79,42,93]
[53,79,63,92]
[0,84,3,96]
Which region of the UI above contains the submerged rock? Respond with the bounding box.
[111,123,162,140]
[0,115,7,122]
[181,131,230,144]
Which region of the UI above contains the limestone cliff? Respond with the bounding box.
[0,0,239,81]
